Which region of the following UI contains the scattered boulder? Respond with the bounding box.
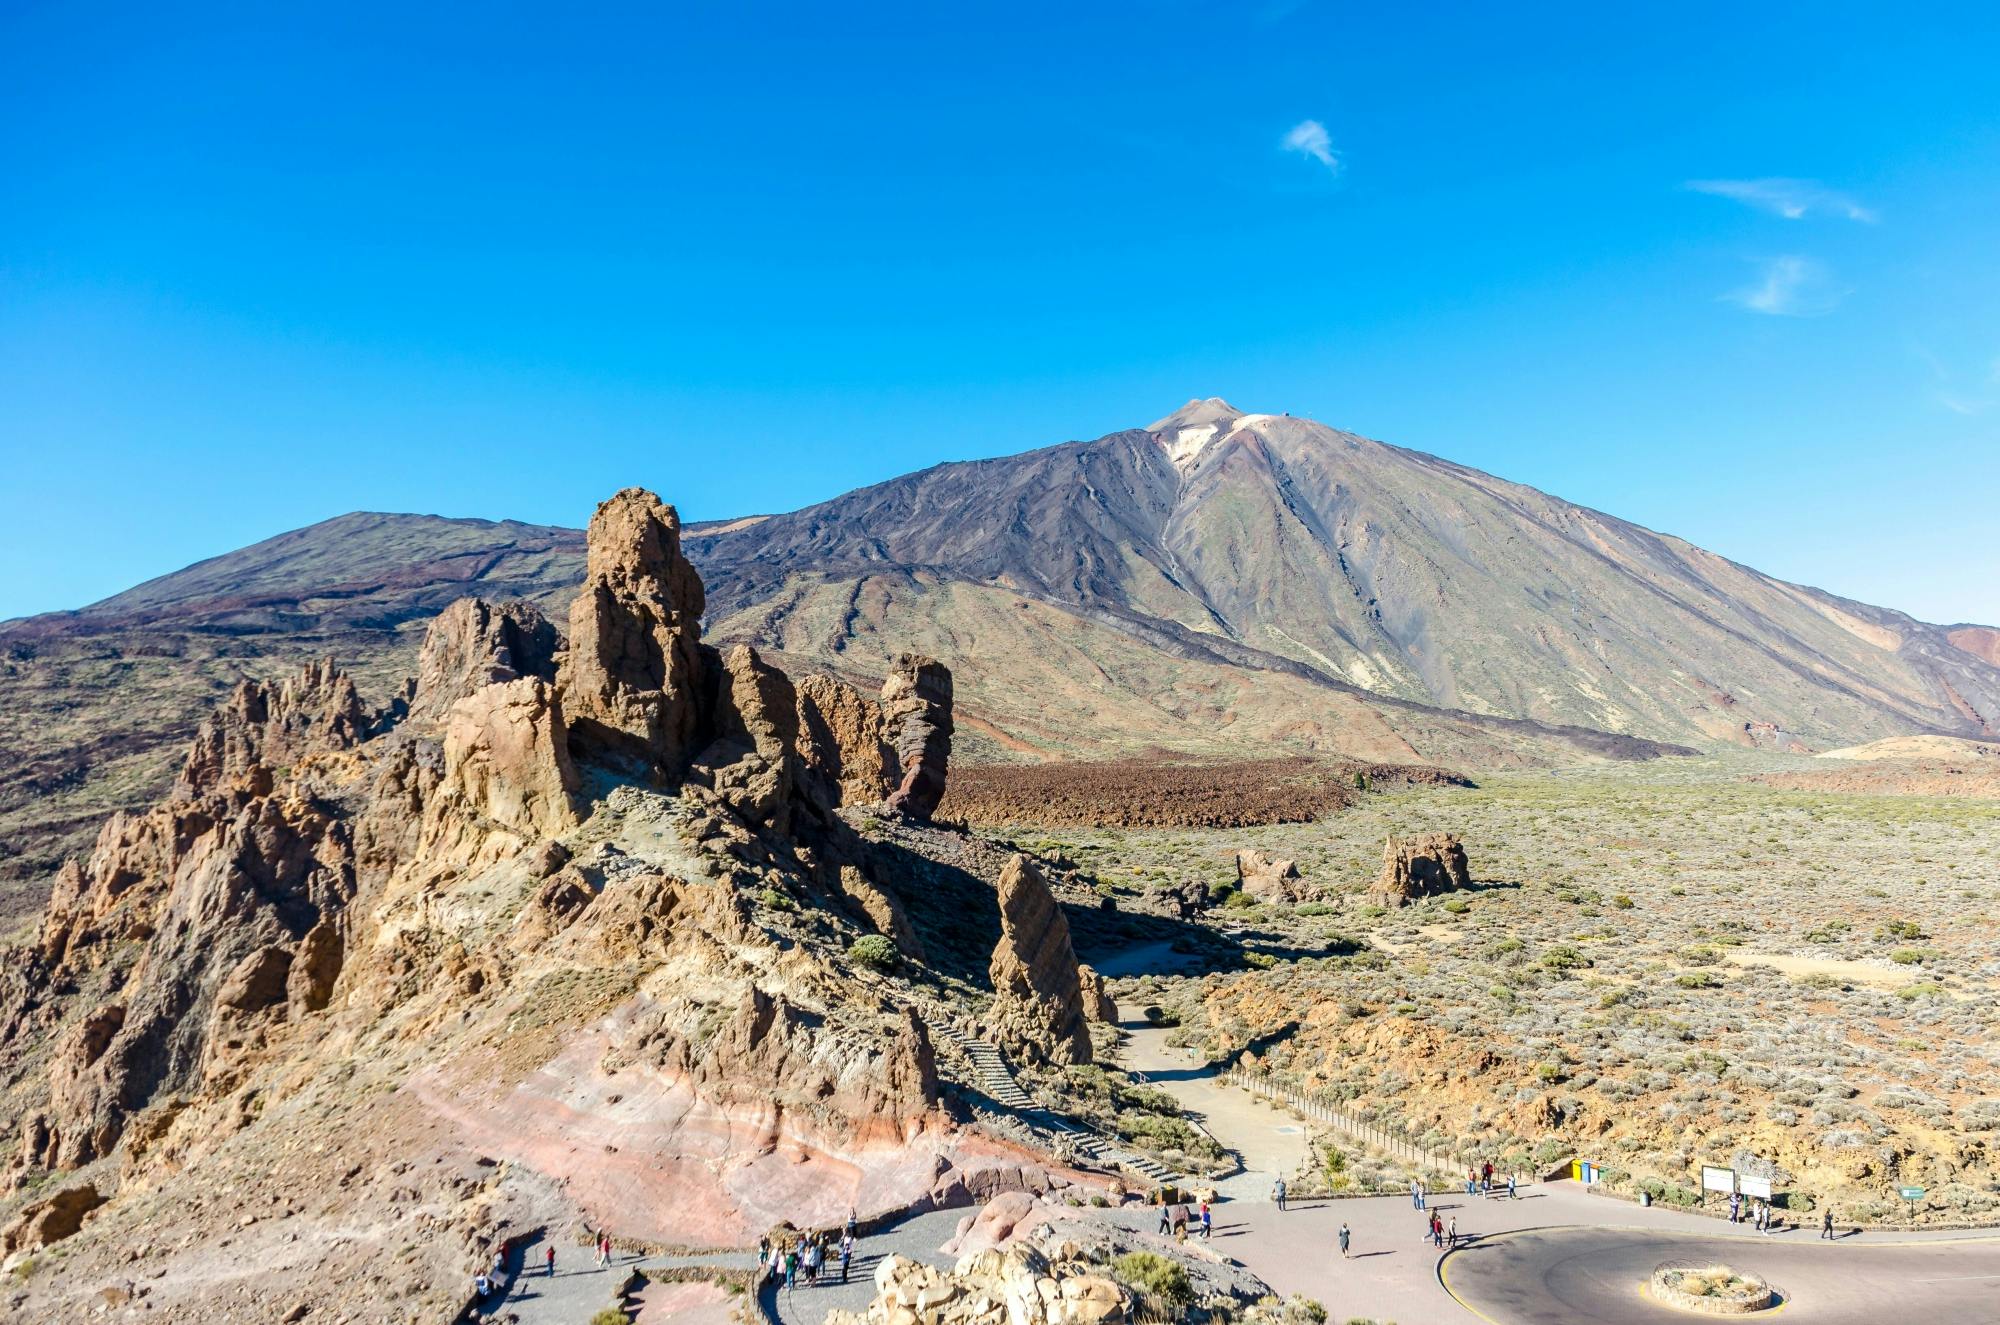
[1235,850,1303,903]
[988,855,1092,1066]
[407,597,561,726]
[828,1245,1129,1325]
[881,655,954,820]
[559,487,709,774]
[1158,880,1212,920]
[1371,832,1471,906]
[0,1182,106,1257]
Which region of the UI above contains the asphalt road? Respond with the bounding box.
[1442,1227,2000,1323]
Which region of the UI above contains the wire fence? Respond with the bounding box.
[1223,1067,1475,1179]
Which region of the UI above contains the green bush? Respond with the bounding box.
[1111,1251,1192,1307]
[1541,944,1592,972]
[591,1311,627,1325]
[1675,971,1720,989]
[1611,893,1635,909]
[760,888,796,912]
[848,935,900,972]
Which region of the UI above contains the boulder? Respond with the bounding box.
[0,1182,106,1256]
[881,655,954,820]
[988,855,1091,1066]
[559,487,709,774]
[1371,832,1471,906]
[407,597,561,726]
[1235,850,1303,903]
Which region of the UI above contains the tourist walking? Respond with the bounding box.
[545,1244,556,1277]
[1157,1198,1173,1235]
[840,1231,854,1284]
[1507,1172,1517,1200]
[1465,1168,1477,1195]
[1429,1211,1444,1248]
[1338,1222,1351,1259]
[1822,1207,1836,1240]
[1273,1177,1287,1212]
[784,1247,798,1293]
[1481,1161,1493,1193]
[1198,1200,1212,1240]
[1410,1177,1422,1209]
[1448,1215,1458,1248]
[1729,1192,1741,1224]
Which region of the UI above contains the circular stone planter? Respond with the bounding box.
[1647,1264,1777,1314]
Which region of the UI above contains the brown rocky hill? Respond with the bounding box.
[9,399,1997,901]
[0,488,1118,1322]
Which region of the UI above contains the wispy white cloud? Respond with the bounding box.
[1282,119,1339,174]
[1687,177,1877,223]
[1724,255,1847,316]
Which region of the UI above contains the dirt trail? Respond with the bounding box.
[1089,939,1311,1196]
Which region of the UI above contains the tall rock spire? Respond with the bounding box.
[558,487,710,775]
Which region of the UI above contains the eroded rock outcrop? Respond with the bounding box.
[408,597,561,726]
[795,674,898,809]
[560,487,709,774]
[174,660,367,800]
[433,677,580,844]
[1371,831,1471,906]
[1076,966,1117,1024]
[988,855,1091,1066]
[1235,849,1303,903]
[881,655,954,820]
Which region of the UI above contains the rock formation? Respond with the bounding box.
[881,654,954,820]
[828,1246,1130,1325]
[559,487,710,774]
[1235,849,1304,903]
[1076,965,1117,1024]
[988,855,1092,1065]
[407,597,561,726]
[1371,831,1471,906]
[0,486,1014,1318]
[795,673,899,809]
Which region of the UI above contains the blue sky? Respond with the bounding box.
[4,1,1998,624]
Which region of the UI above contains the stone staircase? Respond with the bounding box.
[938,1027,1180,1187]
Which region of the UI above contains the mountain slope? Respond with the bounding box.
[690,398,1999,748]
[6,400,1997,900]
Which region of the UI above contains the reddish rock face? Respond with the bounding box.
[987,854,1091,1066]
[881,655,953,821]
[559,488,709,775]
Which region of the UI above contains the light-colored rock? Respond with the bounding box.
[439,677,580,840]
[1235,849,1303,903]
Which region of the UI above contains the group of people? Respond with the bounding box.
[758,1211,858,1292]
[1424,1208,1459,1249]
[1153,1194,1214,1240]
[1460,1162,1516,1199]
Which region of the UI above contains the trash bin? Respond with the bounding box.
[1640,1191,1652,1208]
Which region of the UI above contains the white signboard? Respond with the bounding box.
[1738,1174,1773,1200]
[1701,1166,1735,1195]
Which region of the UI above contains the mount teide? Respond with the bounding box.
[4,399,1996,893]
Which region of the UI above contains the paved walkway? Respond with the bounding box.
[1442,1224,2000,1324]
[1118,1012,1308,1201]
